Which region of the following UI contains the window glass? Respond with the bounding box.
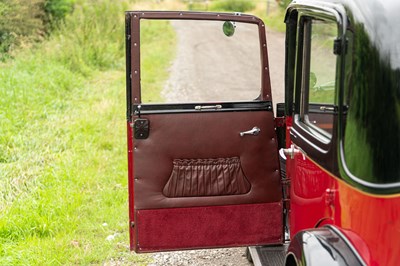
[140,20,261,103]
[299,18,337,139]
[308,20,337,104]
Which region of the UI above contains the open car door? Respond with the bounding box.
[126,11,282,253]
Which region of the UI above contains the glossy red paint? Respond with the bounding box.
[126,122,135,249]
[288,152,336,237]
[288,151,400,266]
[336,180,400,266]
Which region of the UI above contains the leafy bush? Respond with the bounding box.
[45,0,129,74]
[279,0,292,9]
[44,0,75,29]
[0,0,74,60]
[0,0,45,58]
[209,0,255,13]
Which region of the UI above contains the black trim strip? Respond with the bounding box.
[125,12,132,121]
[133,101,272,115]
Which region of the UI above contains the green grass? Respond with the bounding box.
[0,59,149,265]
[0,0,176,264]
[254,2,286,33]
[141,20,176,103]
[309,87,335,104]
[0,68,144,264]
[182,0,286,33]
[209,0,255,12]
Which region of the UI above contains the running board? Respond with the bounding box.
[247,244,288,266]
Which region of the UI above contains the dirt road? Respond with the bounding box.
[265,28,285,105]
[148,22,285,266]
[162,20,285,105]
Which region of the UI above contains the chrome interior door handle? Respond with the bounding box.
[240,127,261,137]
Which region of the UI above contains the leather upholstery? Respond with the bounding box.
[163,157,251,197]
[133,110,281,210]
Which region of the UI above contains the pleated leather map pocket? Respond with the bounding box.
[163,157,251,197]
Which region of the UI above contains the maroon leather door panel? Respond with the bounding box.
[134,111,281,210]
[132,110,283,252]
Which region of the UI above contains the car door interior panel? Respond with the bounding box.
[127,11,283,252]
[133,110,283,251]
[134,110,281,209]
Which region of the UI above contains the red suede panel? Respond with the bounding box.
[135,202,282,252]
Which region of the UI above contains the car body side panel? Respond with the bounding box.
[288,151,400,265]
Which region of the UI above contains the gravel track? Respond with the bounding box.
[162,20,285,104]
[149,248,250,266]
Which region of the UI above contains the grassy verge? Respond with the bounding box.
[141,20,177,103]
[253,1,286,32]
[0,68,148,265]
[182,0,286,33]
[0,0,177,264]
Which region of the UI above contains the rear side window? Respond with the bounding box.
[299,18,338,142]
[289,12,339,171]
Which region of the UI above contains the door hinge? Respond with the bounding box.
[133,118,149,139]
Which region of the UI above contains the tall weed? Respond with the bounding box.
[45,0,128,74]
[0,0,45,57]
[209,0,255,12]
[0,0,181,264]
[0,0,74,60]
[44,0,75,29]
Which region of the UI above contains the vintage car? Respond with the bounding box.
[125,0,399,265]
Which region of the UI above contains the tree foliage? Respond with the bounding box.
[0,0,74,59]
[278,0,292,9]
[209,0,255,13]
[44,0,75,29]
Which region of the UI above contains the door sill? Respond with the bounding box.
[247,244,288,266]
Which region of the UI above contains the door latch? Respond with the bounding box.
[282,144,304,159]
